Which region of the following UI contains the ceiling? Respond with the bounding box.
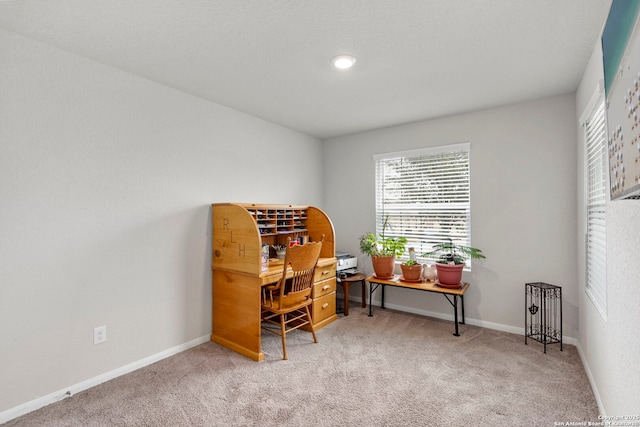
[0,0,613,139]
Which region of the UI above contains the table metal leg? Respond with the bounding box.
[453,295,459,336]
[443,294,461,337]
[460,294,465,325]
[368,282,375,317]
[368,282,384,316]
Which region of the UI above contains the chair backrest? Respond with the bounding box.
[277,237,323,308]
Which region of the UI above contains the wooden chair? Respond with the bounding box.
[261,237,323,360]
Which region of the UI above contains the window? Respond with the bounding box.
[374,143,471,265]
[584,95,607,320]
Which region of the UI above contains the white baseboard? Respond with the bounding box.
[0,334,210,425]
[575,341,605,416]
[352,295,577,345]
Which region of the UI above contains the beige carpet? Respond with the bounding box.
[4,306,598,426]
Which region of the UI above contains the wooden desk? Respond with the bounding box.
[211,203,337,361]
[365,275,469,336]
[212,257,337,361]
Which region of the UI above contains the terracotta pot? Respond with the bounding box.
[400,264,423,281]
[371,255,395,279]
[435,263,464,285]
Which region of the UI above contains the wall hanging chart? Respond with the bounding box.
[602,0,640,199]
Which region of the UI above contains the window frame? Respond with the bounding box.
[581,88,608,321]
[373,142,472,266]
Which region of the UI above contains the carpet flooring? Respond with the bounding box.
[4,305,599,426]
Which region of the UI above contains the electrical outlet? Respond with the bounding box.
[93,325,107,345]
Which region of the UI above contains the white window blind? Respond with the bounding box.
[374,143,471,265]
[584,96,607,320]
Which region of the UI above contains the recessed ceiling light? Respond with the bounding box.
[332,54,356,70]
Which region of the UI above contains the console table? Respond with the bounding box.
[365,275,469,336]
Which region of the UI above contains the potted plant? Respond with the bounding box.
[359,217,407,279]
[421,238,485,287]
[400,259,423,281]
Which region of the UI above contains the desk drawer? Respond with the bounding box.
[313,277,336,298]
[312,292,336,323]
[314,264,336,282]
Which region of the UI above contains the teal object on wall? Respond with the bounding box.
[602,0,640,95]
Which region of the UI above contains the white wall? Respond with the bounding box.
[4,13,638,420]
[576,38,640,415]
[0,28,323,414]
[323,95,578,336]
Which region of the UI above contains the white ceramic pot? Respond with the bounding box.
[423,264,437,281]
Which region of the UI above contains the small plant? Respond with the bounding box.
[400,249,423,280]
[359,216,407,257]
[421,238,485,265]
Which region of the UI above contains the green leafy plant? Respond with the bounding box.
[359,217,407,257]
[403,259,418,266]
[421,238,485,265]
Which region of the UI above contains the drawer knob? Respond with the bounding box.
[322,303,329,309]
[322,285,330,291]
[322,271,329,275]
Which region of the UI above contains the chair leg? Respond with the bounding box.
[280,313,287,360]
[306,306,318,343]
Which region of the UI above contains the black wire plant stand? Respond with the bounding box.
[525,282,562,353]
